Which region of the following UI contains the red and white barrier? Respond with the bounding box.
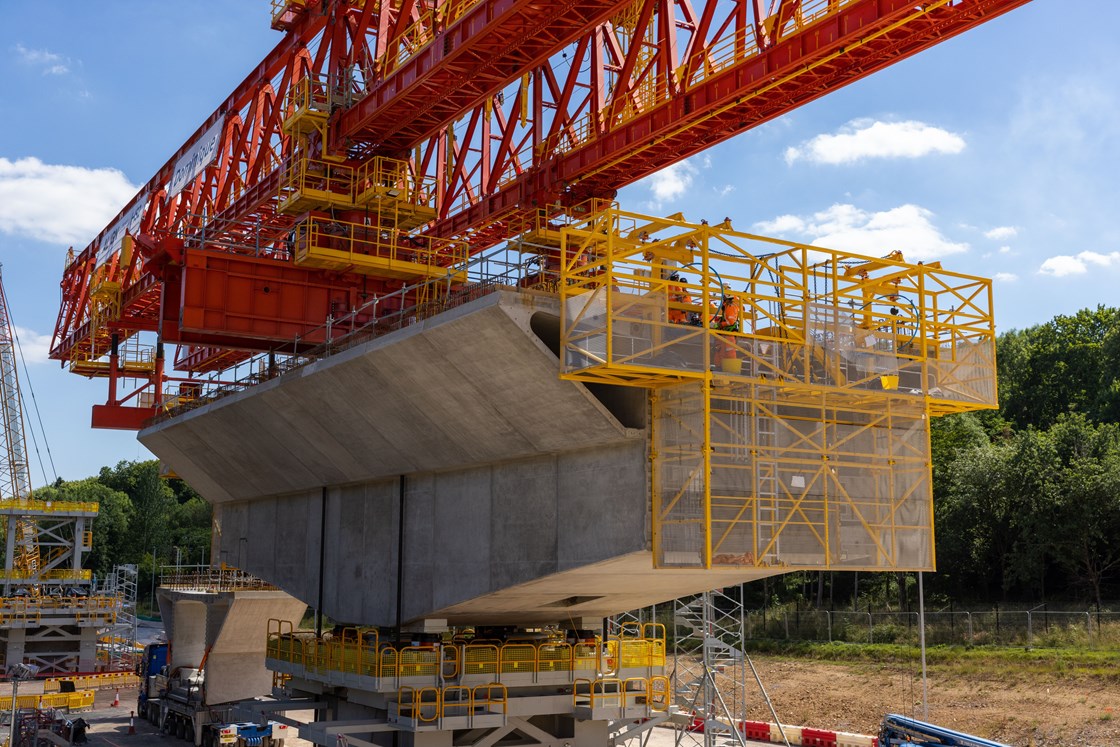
[684,713,878,747]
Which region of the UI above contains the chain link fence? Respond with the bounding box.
[741,605,1120,648]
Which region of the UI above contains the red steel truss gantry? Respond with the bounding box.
[49,0,1032,429]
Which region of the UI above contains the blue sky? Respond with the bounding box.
[0,0,1117,481]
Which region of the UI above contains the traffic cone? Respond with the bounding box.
[112,690,120,707]
[129,712,136,735]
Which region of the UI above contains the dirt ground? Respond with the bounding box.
[7,665,1118,747]
[736,656,1120,746]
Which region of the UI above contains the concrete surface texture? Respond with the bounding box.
[157,589,306,705]
[141,290,774,626]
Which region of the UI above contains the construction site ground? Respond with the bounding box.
[728,654,1120,746]
[6,659,1118,747]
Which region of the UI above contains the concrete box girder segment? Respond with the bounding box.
[141,291,780,626]
[140,292,640,503]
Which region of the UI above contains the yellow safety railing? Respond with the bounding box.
[0,689,95,712]
[279,154,358,210]
[0,499,99,514]
[394,682,507,726]
[648,675,671,712]
[0,594,116,619]
[573,677,622,709]
[573,676,669,712]
[441,685,471,719]
[498,643,536,674]
[473,682,507,716]
[398,686,441,724]
[462,644,498,676]
[355,156,437,208]
[293,215,467,278]
[0,569,92,581]
[266,625,667,685]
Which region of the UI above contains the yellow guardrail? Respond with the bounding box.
[396,683,507,725]
[0,689,95,711]
[0,595,119,626]
[572,676,670,712]
[43,672,140,692]
[0,499,99,514]
[292,215,466,281]
[1,569,94,581]
[266,620,666,683]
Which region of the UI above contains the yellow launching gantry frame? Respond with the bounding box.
[558,205,996,572]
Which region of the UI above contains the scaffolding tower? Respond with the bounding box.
[98,563,138,671]
[560,205,997,574]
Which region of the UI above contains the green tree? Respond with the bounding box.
[98,460,179,562]
[1047,416,1120,607]
[35,479,134,577]
[998,306,1120,430]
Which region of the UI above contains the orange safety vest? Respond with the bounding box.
[715,297,740,331]
[668,284,691,324]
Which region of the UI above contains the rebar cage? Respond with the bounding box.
[558,206,996,570]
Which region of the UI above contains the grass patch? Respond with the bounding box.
[740,640,1120,679]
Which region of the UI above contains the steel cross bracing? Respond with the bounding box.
[49,0,1032,428]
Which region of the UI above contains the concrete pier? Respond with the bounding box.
[157,586,306,705]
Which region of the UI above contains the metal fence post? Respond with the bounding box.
[867,611,873,644]
[826,611,832,643]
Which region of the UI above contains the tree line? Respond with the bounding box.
[740,306,1120,612]
[931,305,1120,607]
[32,306,1120,610]
[36,460,212,601]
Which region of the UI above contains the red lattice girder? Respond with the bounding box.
[331,0,624,154]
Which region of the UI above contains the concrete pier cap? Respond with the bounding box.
[141,290,778,627]
[157,587,306,705]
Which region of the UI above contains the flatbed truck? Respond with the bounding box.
[137,641,291,747]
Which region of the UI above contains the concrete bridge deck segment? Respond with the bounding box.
[141,290,775,626]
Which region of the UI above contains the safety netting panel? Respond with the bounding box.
[652,382,709,568]
[652,382,934,571]
[562,281,711,382]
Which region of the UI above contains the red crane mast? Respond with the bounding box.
[49,0,1031,429]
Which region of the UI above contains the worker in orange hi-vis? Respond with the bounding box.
[712,293,741,370]
[666,272,692,324]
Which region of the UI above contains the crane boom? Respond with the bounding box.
[0,268,40,580]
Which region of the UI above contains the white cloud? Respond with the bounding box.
[13,43,70,75]
[998,246,1012,254]
[1038,250,1120,277]
[784,119,965,165]
[13,326,51,364]
[647,161,696,202]
[0,157,139,246]
[993,272,1018,283]
[753,203,968,261]
[984,226,1018,241]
